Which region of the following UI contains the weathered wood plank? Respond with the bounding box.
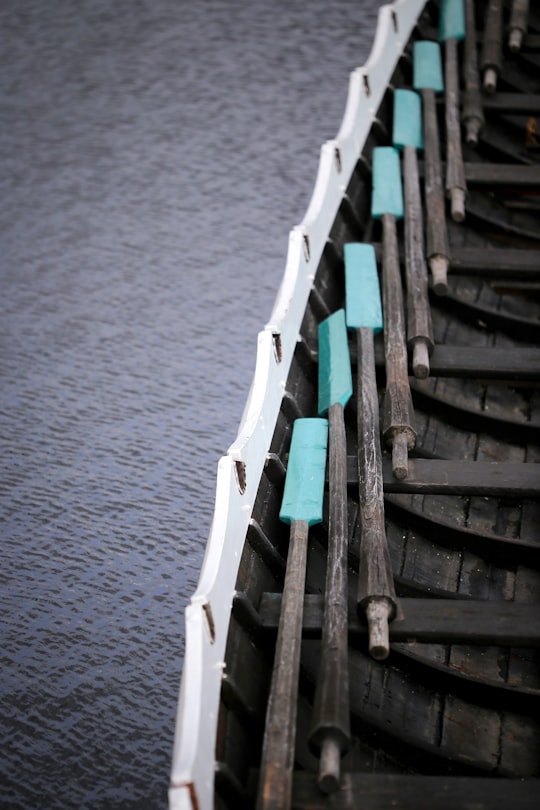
[291,773,539,809]
[428,345,540,380]
[343,458,540,497]
[259,594,540,646]
[471,91,540,112]
[384,459,540,497]
[462,162,540,187]
[371,344,540,379]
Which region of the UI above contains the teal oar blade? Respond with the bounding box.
[413,41,444,92]
[392,89,423,151]
[318,309,353,415]
[344,243,383,333]
[279,417,328,526]
[440,0,465,41]
[371,147,404,219]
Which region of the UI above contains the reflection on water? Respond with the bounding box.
[0,0,382,805]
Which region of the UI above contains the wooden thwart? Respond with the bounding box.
[291,773,540,809]
[260,595,540,647]
[343,458,540,497]
[369,344,540,379]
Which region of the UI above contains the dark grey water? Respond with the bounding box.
[1,1,382,806]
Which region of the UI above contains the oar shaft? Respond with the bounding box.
[257,518,310,810]
[509,0,529,51]
[420,88,450,294]
[403,145,433,379]
[356,327,397,658]
[463,0,484,145]
[381,213,416,479]
[444,37,466,222]
[481,0,503,93]
[309,401,350,793]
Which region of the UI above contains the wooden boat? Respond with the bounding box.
[170,1,540,807]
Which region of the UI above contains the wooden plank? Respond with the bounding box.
[463,162,540,187]
[260,594,540,646]
[371,243,540,279]
[372,344,540,379]
[463,92,540,112]
[446,247,540,277]
[382,459,540,497]
[426,345,540,380]
[341,458,540,496]
[291,773,539,809]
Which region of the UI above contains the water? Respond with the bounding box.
[0,1,382,806]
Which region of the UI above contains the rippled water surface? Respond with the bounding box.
[1,1,383,805]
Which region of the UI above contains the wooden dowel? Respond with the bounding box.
[356,327,398,658]
[381,213,416,478]
[444,37,466,222]
[481,0,503,93]
[257,518,310,810]
[509,0,529,52]
[309,401,350,794]
[420,88,450,295]
[403,145,433,379]
[463,0,484,145]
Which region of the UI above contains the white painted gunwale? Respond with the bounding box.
[169,3,426,808]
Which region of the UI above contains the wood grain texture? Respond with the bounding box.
[257,519,310,810]
[381,213,416,477]
[309,402,350,780]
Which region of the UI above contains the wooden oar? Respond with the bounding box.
[413,41,450,295]
[371,147,416,479]
[509,0,529,52]
[481,0,503,93]
[257,417,328,810]
[440,0,467,222]
[392,89,434,379]
[344,243,398,660]
[308,309,352,794]
[462,0,484,146]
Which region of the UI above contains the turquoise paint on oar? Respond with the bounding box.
[440,0,465,42]
[344,242,397,659]
[318,309,353,415]
[392,87,434,379]
[313,309,352,787]
[344,244,383,333]
[413,39,449,292]
[392,89,423,151]
[279,418,328,526]
[371,147,404,219]
[260,415,329,806]
[413,41,444,92]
